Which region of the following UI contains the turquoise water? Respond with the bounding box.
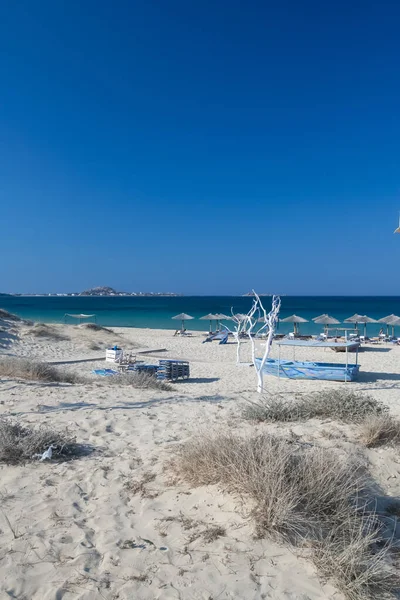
[1,296,400,336]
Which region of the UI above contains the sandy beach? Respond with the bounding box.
[1,317,400,599]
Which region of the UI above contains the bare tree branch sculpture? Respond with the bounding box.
[250,292,281,392]
[224,310,251,364]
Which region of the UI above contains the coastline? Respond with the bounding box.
[2,295,400,334]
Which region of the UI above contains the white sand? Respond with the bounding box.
[1,319,400,599]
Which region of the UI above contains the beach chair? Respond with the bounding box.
[174,329,192,337]
[117,351,138,371]
[125,364,159,376]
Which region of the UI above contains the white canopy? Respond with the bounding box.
[64,313,97,323]
[65,314,95,318]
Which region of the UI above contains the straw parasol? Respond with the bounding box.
[200,313,219,332]
[377,314,397,337]
[231,313,248,322]
[388,317,400,338]
[379,314,400,337]
[280,314,308,335]
[359,315,378,338]
[312,314,340,335]
[345,314,377,338]
[313,314,340,325]
[214,313,230,329]
[344,314,364,330]
[172,313,194,330]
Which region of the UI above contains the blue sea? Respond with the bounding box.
[1,296,400,336]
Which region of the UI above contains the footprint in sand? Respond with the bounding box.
[57,534,73,544]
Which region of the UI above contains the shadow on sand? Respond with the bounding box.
[357,371,400,383]
[7,394,230,418]
[360,347,393,353]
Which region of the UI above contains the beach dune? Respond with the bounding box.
[0,318,399,599]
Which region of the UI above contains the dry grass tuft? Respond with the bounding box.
[79,323,115,334]
[315,513,395,600]
[174,432,365,539]
[0,357,85,384]
[359,415,400,448]
[0,419,82,464]
[88,341,102,351]
[28,323,69,341]
[243,390,387,424]
[202,524,226,543]
[104,370,172,391]
[172,430,398,600]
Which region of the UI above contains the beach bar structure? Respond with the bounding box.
[64,313,96,324]
[255,339,360,382]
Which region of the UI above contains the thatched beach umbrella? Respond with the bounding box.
[359,315,378,338]
[379,315,400,338]
[344,314,364,331]
[313,314,340,325]
[377,315,397,337]
[345,315,377,338]
[200,313,219,332]
[231,313,248,322]
[313,314,340,335]
[280,314,308,335]
[388,317,400,338]
[215,313,230,329]
[172,313,194,330]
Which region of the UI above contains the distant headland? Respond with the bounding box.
[9,286,182,297]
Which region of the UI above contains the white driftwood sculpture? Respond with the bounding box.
[227,292,281,387]
[225,310,251,364]
[249,292,281,392]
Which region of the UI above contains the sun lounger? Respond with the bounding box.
[174,329,193,337]
[157,359,190,381]
[203,331,228,344]
[125,364,159,375]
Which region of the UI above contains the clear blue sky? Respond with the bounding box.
[1,0,399,295]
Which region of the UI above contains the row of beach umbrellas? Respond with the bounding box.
[278,313,400,337]
[172,312,400,337]
[172,312,230,331]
